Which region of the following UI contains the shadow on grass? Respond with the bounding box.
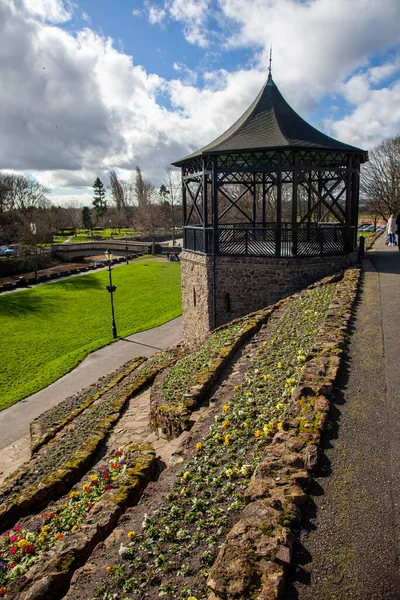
[55,274,104,291]
[0,292,55,317]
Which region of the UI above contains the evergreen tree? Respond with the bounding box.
[82,205,93,231]
[92,177,107,219]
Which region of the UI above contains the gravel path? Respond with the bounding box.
[285,236,400,600]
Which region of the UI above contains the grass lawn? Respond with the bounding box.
[0,260,182,412]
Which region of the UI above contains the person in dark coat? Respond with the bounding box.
[396,213,400,251]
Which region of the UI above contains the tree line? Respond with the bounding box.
[0,166,182,247]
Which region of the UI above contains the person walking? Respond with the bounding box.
[396,212,400,250]
[387,214,397,246]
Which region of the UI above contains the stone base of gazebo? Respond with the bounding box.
[180,250,358,345]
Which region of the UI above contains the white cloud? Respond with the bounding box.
[20,0,73,23]
[148,4,167,25]
[146,0,210,46]
[333,81,400,149]
[132,9,143,17]
[1,0,400,206]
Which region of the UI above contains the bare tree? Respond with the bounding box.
[135,168,159,253]
[110,169,125,213]
[3,174,49,216]
[361,134,400,220]
[161,166,181,244]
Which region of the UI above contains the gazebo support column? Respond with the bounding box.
[292,156,298,256]
[275,156,282,257]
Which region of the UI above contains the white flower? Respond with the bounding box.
[142,513,148,528]
[118,544,131,558]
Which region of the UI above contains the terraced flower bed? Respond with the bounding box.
[1,442,156,600]
[94,279,339,599]
[30,356,147,454]
[0,348,183,530]
[151,307,276,439]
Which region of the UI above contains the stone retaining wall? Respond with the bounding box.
[181,250,358,345]
[207,267,361,599]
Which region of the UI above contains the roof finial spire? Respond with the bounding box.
[268,46,272,81]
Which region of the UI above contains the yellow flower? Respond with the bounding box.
[127,531,135,539]
[41,525,49,532]
[224,434,231,445]
[255,430,262,438]
[182,471,190,480]
[71,525,78,532]
[38,535,46,542]
[69,491,79,498]
[277,422,283,431]
[263,374,270,380]
[263,424,271,433]
[222,420,230,429]
[214,433,220,440]
[225,469,233,478]
[196,442,202,451]
[233,385,239,391]
[17,539,29,549]
[276,403,283,410]
[277,362,283,368]
[223,404,230,411]
[188,597,198,600]
[180,487,187,495]
[106,566,112,572]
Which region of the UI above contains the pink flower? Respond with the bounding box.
[13,525,21,532]
[9,535,18,544]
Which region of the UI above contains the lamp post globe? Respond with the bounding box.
[104,249,118,338]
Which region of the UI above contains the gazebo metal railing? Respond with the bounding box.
[184,222,353,258]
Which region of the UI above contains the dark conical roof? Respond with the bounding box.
[173,74,367,165]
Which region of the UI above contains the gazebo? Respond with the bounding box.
[173,70,368,343]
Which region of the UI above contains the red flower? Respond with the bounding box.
[48,513,55,520]
[0,587,5,596]
[115,451,123,457]
[55,534,64,541]
[104,484,111,491]
[9,547,17,555]
[102,473,110,480]
[24,544,35,555]
[88,503,94,510]
[9,535,18,544]
[8,562,16,570]
[13,525,21,532]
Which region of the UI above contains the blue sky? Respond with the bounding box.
[1,0,399,205]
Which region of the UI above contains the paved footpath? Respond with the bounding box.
[285,234,400,599]
[0,317,182,480]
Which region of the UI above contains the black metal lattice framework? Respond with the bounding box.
[179,148,363,258]
[174,73,367,259]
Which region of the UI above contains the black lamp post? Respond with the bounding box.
[104,249,118,338]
